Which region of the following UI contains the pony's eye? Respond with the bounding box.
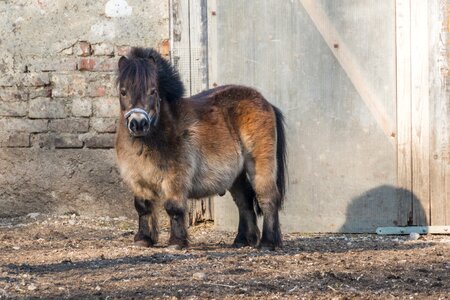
[120,90,127,96]
[150,88,156,96]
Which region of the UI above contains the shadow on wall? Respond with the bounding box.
[340,185,427,233]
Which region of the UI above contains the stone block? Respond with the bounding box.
[84,133,115,148]
[51,73,86,97]
[78,58,117,72]
[0,118,47,133]
[28,86,52,99]
[92,43,114,56]
[54,134,84,148]
[29,98,66,119]
[90,117,117,133]
[19,73,50,87]
[0,87,28,101]
[0,101,28,117]
[49,118,89,133]
[116,45,131,57]
[71,98,92,117]
[76,41,92,57]
[7,133,30,147]
[93,97,120,117]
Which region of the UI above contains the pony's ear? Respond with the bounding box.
[118,56,128,70]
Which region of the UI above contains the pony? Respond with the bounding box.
[115,47,287,250]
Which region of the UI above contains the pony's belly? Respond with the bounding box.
[189,154,244,199]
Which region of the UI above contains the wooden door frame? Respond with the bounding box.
[396,0,449,226]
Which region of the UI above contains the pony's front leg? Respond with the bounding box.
[164,198,189,249]
[134,197,159,247]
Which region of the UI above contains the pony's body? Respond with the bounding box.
[115,48,286,250]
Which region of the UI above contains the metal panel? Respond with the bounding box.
[211,0,399,232]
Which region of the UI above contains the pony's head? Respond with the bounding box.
[117,49,159,137]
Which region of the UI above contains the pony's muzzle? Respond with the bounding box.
[125,109,151,137]
[128,114,150,136]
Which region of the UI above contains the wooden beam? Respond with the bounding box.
[299,0,396,145]
[429,0,450,226]
[377,226,450,235]
[172,0,191,95]
[410,0,431,225]
[188,0,208,94]
[395,0,413,226]
[207,0,218,88]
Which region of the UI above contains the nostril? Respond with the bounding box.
[129,119,138,132]
[138,118,149,131]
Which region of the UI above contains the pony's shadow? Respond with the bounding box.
[4,253,198,275]
[340,185,428,232]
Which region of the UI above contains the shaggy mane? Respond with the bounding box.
[117,47,185,102]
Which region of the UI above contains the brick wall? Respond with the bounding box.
[0,0,169,217]
[0,41,170,150]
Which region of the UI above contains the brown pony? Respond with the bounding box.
[115,47,287,250]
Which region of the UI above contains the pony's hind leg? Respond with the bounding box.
[244,137,282,250]
[259,191,282,250]
[134,197,159,247]
[229,172,260,248]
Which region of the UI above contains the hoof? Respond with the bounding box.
[259,245,276,251]
[232,242,247,249]
[166,244,183,250]
[134,239,153,247]
[233,235,259,249]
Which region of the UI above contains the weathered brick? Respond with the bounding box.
[54,134,84,148]
[49,118,89,133]
[92,43,114,56]
[93,97,120,117]
[0,118,47,133]
[159,39,170,57]
[28,86,52,99]
[84,133,115,148]
[31,133,55,149]
[76,41,92,57]
[86,73,117,97]
[31,133,83,149]
[29,98,67,119]
[51,73,86,97]
[19,73,50,87]
[88,86,106,97]
[79,58,117,72]
[71,98,92,117]
[0,101,28,117]
[90,118,117,133]
[116,45,131,57]
[0,87,28,101]
[0,73,50,87]
[7,132,30,147]
[78,58,96,71]
[26,58,78,72]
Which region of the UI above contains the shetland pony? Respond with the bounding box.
[115,47,287,250]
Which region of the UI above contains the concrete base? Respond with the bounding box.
[0,149,133,218]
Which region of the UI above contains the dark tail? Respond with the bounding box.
[273,105,287,209]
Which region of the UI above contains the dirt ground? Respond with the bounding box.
[0,214,448,299]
